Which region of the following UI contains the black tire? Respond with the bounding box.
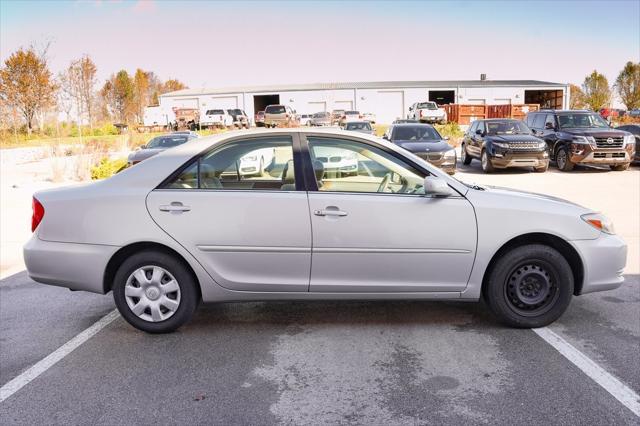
[461,143,472,165]
[481,150,495,173]
[483,244,574,328]
[610,163,630,171]
[555,146,574,171]
[534,163,549,173]
[112,250,199,333]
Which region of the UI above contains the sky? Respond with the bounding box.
[1,0,639,91]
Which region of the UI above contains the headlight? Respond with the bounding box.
[624,134,635,146]
[242,155,257,161]
[573,136,595,145]
[537,141,547,149]
[581,213,615,235]
[444,148,456,159]
[492,142,509,148]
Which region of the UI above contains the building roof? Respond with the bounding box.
[160,80,566,98]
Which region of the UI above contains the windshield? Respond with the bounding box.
[266,106,286,114]
[345,111,359,115]
[417,102,438,110]
[146,136,189,149]
[345,122,372,131]
[558,113,609,129]
[485,121,531,135]
[392,126,442,142]
[206,109,224,115]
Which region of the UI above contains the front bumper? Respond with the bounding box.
[569,144,633,165]
[24,235,118,294]
[571,233,627,295]
[489,150,549,169]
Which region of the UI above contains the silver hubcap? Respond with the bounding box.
[482,153,487,168]
[124,266,181,322]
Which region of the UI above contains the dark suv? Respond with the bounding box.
[525,110,635,171]
[461,119,549,173]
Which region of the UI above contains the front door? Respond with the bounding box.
[147,135,312,292]
[303,135,477,293]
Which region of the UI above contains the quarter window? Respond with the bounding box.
[165,136,296,191]
[307,137,427,195]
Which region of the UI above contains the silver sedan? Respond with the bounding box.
[25,128,627,333]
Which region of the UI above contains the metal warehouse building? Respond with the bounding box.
[153,79,569,125]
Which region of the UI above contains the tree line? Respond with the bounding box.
[0,46,187,136]
[570,63,640,111]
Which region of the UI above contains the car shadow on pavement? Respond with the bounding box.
[186,299,497,331]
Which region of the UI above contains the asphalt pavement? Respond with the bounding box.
[1,161,639,425]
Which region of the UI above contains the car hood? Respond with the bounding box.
[394,140,453,153]
[482,185,588,210]
[128,148,166,162]
[487,134,542,142]
[561,128,630,137]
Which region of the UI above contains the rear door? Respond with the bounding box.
[147,134,312,292]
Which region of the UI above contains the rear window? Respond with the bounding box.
[345,111,359,115]
[147,136,189,149]
[206,109,224,115]
[345,122,372,131]
[266,105,286,114]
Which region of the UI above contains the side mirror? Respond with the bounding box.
[139,144,147,149]
[423,176,453,197]
[544,122,555,130]
[475,129,482,135]
[443,136,450,141]
[409,107,413,111]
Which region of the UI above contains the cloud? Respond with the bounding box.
[132,0,155,13]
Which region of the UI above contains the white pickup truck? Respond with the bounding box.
[200,109,233,129]
[408,101,447,124]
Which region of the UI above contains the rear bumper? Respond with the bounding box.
[489,151,549,168]
[572,234,627,295]
[24,235,118,294]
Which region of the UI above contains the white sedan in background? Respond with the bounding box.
[25,128,626,333]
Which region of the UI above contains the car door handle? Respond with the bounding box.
[159,203,191,212]
[314,209,348,217]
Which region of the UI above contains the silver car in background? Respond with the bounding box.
[310,111,332,126]
[26,128,626,333]
[127,133,197,165]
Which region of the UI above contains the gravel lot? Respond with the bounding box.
[1,154,639,425]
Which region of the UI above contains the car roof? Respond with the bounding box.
[391,122,435,127]
[533,109,593,113]
[480,118,522,122]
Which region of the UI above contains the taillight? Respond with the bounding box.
[32,197,45,232]
[419,110,423,117]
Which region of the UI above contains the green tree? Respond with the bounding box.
[616,61,640,110]
[582,71,611,111]
[0,47,57,134]
[569,84,586,109]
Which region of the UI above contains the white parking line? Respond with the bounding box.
[533,326,640,417]
[0,309,120,403]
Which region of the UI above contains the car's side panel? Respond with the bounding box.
[307,192,477,292]
[146,190,312,292]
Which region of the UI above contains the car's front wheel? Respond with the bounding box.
[483,244,574,328]
[555,146,574,171]
[113,250,199,333]
[481,150,495,173]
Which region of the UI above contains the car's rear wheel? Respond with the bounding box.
[113,250,199,333]
[461,143,472,165]
[555,146,574,171]
[610,163,630,171]
[483,244,574,328]
[481,150,495,173]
